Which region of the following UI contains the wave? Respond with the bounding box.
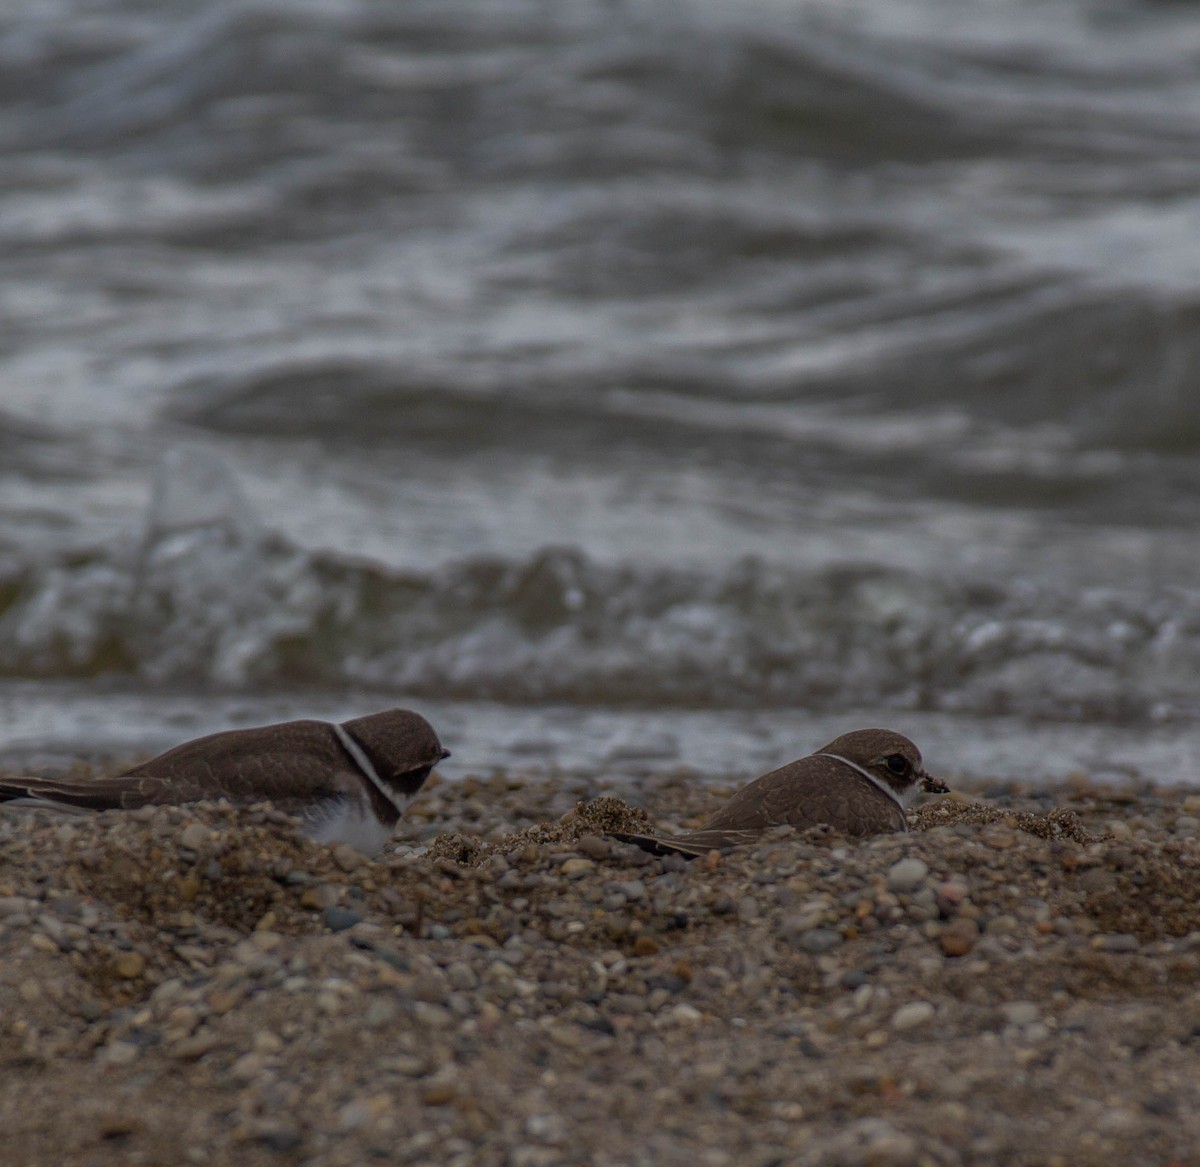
[0,452,1194,724]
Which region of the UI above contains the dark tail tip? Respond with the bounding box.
[608,832,702,860]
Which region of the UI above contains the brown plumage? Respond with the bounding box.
[611,728,947,859]
[0,708,449,852]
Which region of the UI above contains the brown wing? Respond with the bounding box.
[0,720,354,813]
[700,755,906,837]
[609,757,906,858]
[120,719,350,808]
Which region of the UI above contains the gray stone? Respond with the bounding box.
[323,906,364,932]
[796,928,842,954]
[886,858,929,893]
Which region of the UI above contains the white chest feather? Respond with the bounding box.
[303,800,395,855]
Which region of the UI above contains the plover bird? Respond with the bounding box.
[0,708,449,854]
[611,728,947,858]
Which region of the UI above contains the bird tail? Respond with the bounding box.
[0,775,143,811]
[608,827,763,859]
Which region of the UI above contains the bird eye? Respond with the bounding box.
[885,754,909,776]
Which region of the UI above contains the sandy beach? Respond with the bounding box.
[2,767,1200,1167]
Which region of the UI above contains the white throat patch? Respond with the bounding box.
[816,753,914,823]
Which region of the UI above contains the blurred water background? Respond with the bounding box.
[3,0,1200,784]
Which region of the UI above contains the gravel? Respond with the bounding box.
[2,767,1200,1166]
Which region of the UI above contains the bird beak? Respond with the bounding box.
[439,748,451,761]
[919,771,950,794]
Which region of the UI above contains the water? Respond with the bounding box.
[3,0,1200,786]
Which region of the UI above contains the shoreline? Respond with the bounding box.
[2,770,1200,1165]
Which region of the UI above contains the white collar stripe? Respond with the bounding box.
[815,753,909,828]
[332,723,404,813]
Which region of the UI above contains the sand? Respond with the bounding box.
[2,765,1200,1167]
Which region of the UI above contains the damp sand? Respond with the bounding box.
[2,767,1200,1167]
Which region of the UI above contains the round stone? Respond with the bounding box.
[886,858,929,893]
[940,917,980,957]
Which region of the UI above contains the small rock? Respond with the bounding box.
[100,1042,140,1067]
[658,1003,703,1027]
[179,822,213,851]
[561,858,595,878]
[940,917,980,957]
[230,1052,266,1083]
[1001,1001,1040,1027]
[935,880,969,915]
[299,885,332,911]
[576,835,610,859]
[891,1001,935,1031]
[796,928,842,954]
[422,1081,456,1106]
[986,914,1019,934]
[1092,932,1139,953]
[446,962,479,990]
[254,1125,303,1153]
[114,951,146,979]
[170,1031,222,1061]
[324,906,364,932]
[207,988,242,1015]
[886,858,929,893]
[980,825,1017,849]
[332,843,365,872]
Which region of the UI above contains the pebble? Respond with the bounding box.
[332,844,365,873]
[575,835,610,859]
[179,821,213,850]
[940,916,980,956]
[114,951,146,979]
[935,880,969,914]
[658,1003,703,1027]
[891,1001,935,1031]
[422,1081,456,1106]
[323,906,364,932]
[446,961,479,990]
[5,763,1200,1166]
[796,927,842,954]
[1001,1001,1040,1026]
[170,1031,222,1060]
[230,1052,267,1083]
[885,858,929,893]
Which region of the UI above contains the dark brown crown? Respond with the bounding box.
[340,708,449,797]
